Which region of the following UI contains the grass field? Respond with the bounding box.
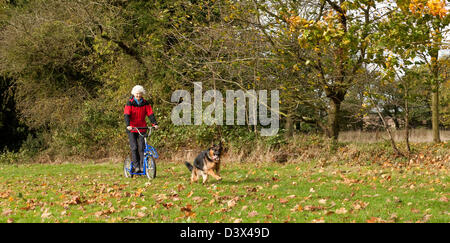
[1,144,448,223]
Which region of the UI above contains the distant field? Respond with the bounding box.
[339,129,450,143]
[1,143,448,223]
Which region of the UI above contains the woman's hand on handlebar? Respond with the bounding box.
[127,126,157,131]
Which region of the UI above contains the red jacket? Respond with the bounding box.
[124,97,157,133]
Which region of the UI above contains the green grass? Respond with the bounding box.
[0,159,448,223]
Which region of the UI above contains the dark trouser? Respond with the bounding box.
[128,132,145,170]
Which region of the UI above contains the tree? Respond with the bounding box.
[395,0,449,143]
[254,0,377,140]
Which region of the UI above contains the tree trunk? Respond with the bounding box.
[405,89,411,156]
[285,115,294,138]
[327,98,341,140]
[431,87,440,143]
[430,47,441,143]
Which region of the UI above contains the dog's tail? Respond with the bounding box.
[185,161,193,172]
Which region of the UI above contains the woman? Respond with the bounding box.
[124,85,158,173]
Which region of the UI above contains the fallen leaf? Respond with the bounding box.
[162,202,174,209]
[422,214,432,223]
[192,196,204,203]
[366,217,382,223]
[94,211,104,217]
[318,199,327,205]
[389,213,398,222]
[0,191,10,199]
[135,188,144,197]
[411,208,420,214]
[137,212,146,218]
[41,208,52,219]
[438,196,448,202]
[2,209,13,216]
[279,198,289,204]
[177,184,186,192]
[248,211,258,217]
[233,218,243,223]
[227,200,237,208]
[352,201,369,210]
[180,204,192,212]
[335,207,348,214]
[67,196,83,205]
[290,204,303,212]
[180,204,195,217]
[303,205,324,211]
[311,217,325,223]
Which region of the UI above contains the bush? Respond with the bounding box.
[0,148,29,164]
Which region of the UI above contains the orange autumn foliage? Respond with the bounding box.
[409,0,448,18]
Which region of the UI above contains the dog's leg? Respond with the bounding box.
[215,163,221,177]
[207,169,222,181]
[201,171,208,184]
[191,169,198,183]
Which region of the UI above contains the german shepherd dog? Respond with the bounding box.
[185,142,223,184]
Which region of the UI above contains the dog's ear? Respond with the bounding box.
[219,140,227,153]
[217,140,224,153]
